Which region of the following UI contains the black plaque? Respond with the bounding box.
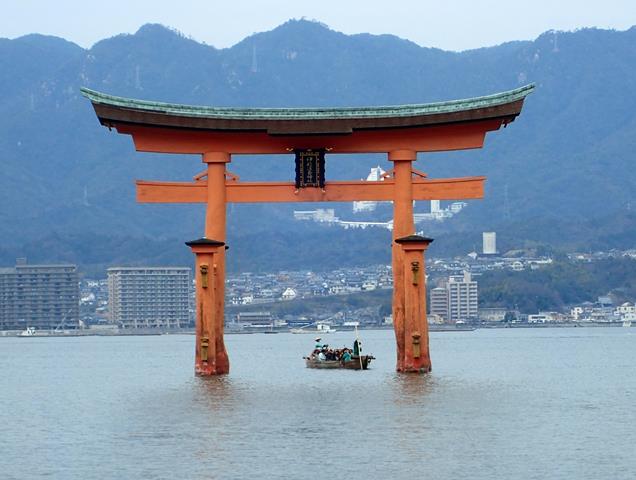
[294,149,325,188]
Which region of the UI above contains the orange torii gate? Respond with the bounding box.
[82,85,533,375]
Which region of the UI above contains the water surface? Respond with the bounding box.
[1,328,635,479]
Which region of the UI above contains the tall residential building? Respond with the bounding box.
[447,271,479,322]
[429,286,449,321]
[0,261,79,330]
[107,267,192,328]
[482,232,498,255]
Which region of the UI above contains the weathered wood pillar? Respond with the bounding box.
[389,149,416,372]
[186,238,226,375]
[395,235,433,372]
[195,151,231,375]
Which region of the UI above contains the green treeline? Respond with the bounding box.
[478,258,636,312]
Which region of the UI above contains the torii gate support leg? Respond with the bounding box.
[390,150,434,372]
[193,151,231,375]
[396,236,433,372]
[390,150,416,372]
[187,241,224,375]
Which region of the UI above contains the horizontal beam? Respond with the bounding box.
[136,177,485,204]
[119,120,502,155]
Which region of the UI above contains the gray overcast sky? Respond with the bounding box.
[2,0,636,51]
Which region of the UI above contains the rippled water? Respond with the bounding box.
[1,328,635,479]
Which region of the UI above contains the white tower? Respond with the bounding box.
[353,166,386,213]
[431,200,441,213]
[483,232,497,255]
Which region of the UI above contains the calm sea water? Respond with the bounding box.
[1,327,635,479]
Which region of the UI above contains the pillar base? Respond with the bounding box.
[187,237,230,377]
[394,234,434,374]
[398,366,432,374]
[196,361,229,376]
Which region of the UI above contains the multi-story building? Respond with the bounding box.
[447,271,479,323]
[352,166,386,213]
[482,232,497,255]
[107,267,192,328]
[429,287,449,321]
[0,260,79,330]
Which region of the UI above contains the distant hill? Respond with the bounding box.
[1,21,635,275]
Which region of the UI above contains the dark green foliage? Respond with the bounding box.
[479,258,636,312]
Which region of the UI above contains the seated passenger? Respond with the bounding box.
[342,349,352,362]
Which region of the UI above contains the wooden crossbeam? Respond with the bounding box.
[136,177,485,204]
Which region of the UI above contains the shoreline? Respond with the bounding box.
[0,321,631,338]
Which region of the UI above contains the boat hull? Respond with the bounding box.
[304,355,373,370]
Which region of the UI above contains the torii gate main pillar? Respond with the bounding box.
[186,151,231,375]
[389,150,429,372]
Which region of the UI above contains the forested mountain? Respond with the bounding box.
[1,20,635,275]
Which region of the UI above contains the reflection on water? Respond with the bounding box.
[1,328,635,479]
[391,371,438,405]
[193,375,238,413]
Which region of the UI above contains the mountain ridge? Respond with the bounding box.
[1,20,635,274]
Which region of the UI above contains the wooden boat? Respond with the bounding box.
[303,355,374,370]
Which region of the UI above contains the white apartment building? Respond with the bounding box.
[107,267,192,328]
[447,271,479,323]
[429,287,449,321]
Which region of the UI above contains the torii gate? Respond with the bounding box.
[82,84,533,375]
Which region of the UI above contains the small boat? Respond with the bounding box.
[18,327,36,337]
[291,323,336,334]
[303,355,374,370]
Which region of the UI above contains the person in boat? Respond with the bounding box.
[342,348,352,362]
[353,339,361,356]
[314,337,322,349]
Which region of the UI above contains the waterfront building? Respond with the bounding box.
[447,271,479,323]
[616,302,636,319]
[107,267,192,328]
[235,311,273,328]
[0,260,79,330]
[430,273,478,323]
[429,287,449,321]
[478,307,507,322]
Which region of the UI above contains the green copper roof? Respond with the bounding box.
[80,84,534,121]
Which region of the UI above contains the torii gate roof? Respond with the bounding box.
[81,84,534,136]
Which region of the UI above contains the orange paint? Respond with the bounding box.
[118,120,502,155]
[135,177,485,204]
[389,151,417,372]
[187,240,226,375]
[398,238,433,372]
[198,153,231,375]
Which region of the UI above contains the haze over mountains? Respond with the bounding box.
[1,20,635,274]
